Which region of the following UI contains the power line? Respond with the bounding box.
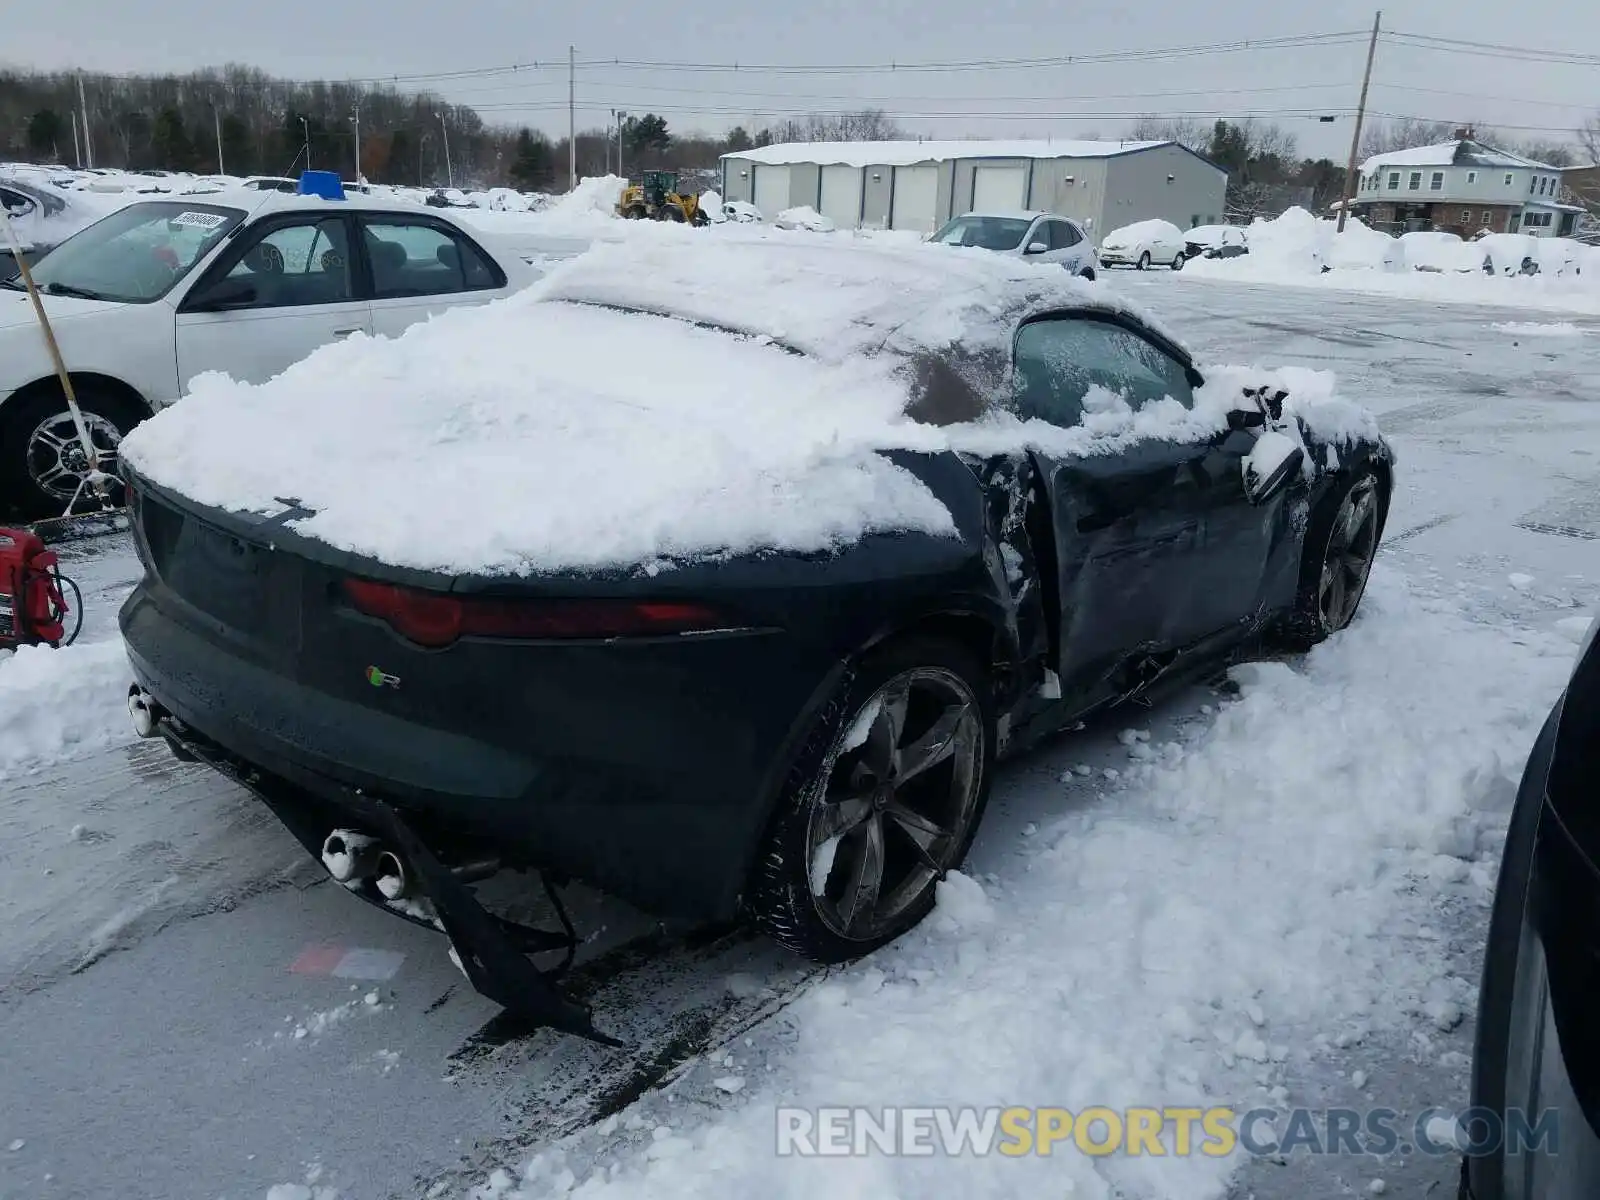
[1381,30,1600,67]
[571,31,1369,75]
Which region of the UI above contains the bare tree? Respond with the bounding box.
[1579,114,1600,165]
[1127,116,1208,154]
[759,109,905,144]
[1360,117,1455,159]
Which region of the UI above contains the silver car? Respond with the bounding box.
[928,210,1099,279]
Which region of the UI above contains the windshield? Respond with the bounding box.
[24,202,245,303]
[930,215,1032,251]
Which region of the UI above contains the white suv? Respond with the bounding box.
[0,187,541,517]
[928,211,1098,279]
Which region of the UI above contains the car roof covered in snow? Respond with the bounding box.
[723,139,1173,168]
[537,228,1182,365]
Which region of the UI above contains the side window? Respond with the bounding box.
[1,187,36,217]
[361,219,503,299]
[1013,317,1195,428]
[194,217,353,309]
[1050,221,1083,249]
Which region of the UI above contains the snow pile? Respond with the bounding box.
[0,641,132,779]
[698,189,727,223]
[774,206,837,233]
[488,576,1575,1198]
[548,174,627,221]
[1186,208,1600,313]
[120,294,953,575]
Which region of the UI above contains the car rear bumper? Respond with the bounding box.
[121,581,842,921]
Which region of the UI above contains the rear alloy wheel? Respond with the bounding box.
[747,637,993,963]
[1274,469,1383,651]
[1137,251,1152,270]
[1170,251,1186,271]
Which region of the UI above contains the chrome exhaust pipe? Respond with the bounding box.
[321,830,381,883]
[126,685,165,738]
[374,849,410,901]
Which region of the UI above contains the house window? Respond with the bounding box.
[1388,171,1400,190]
[1505,173,1514,187]
[1530,176,1537,194]
[1482,209,1492,223]
[1510,214,1521,232]
[1430,171,1444,191]
[1408,171,1422,190]
[1461,208,1473,222]
[1467,171,1477,184]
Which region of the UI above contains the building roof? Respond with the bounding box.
[723,138,1173,168]
[1361,139,1561,175]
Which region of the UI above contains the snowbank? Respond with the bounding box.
[1186,207,1600,314]
[0,641,132,779]
[488,575,1576,1198]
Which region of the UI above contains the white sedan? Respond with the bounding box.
[0,184,541,516]
[1098,219,1190,270]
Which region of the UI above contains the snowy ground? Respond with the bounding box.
[2,275,1597,1200]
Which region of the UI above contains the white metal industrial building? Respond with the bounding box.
[719,139,1228,240]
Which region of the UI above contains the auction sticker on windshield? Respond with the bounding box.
[170,211,228,230]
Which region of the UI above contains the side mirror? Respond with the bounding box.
[188,277,257,312]
[1242,430,1304,506]
[1025,240,1049,255]
[1227,407,1266,432]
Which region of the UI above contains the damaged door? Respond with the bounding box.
[1011,313,1253,704]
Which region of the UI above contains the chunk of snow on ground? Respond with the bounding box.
[711,1077,745,1094]
[7,1139,23,1152]
[1508,573,1535,591]
[1491,321,1583,337]
[1351,1069,1369,1089]
[1556,614,1593,643]
[0,640,132,778]
[1368,1179,1387,1195]
[932,870,994,931]
[493,574,1572,1198]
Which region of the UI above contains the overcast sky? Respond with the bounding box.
[17,0,1600,159]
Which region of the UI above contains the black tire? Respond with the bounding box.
[1271,467,1384,652]
[746,635,995,963]
[1078,267,1097,282]
[622,205,648,220]
[0,382,143,520]
[654,203,687,223]
[1137,251,1151,270]
[1170,251,1186,271]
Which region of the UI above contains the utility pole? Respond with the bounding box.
[352,100,361,184]
[436,112,453,188]
[617,110,627,183]
[70,113,81,168]
[301,116,312,172]
[568,46,577,191]
[213,104,224,175]
[77,74,92,168]
[1337,10,1381,234]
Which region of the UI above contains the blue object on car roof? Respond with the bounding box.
[297,171,345,200]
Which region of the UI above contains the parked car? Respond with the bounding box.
[240,176,299,193]
[1099,219,1189,270]
[118,236,1393,1036]
[720,199,763,223]
[928,211,1098,278]
[0,183,539,517]
[2,177,73,279]
[1462,613,1598,1200]
[1184,225,1249,260]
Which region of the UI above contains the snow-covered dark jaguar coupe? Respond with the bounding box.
[117,235,1394,1039]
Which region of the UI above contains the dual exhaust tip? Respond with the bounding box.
[321,829,500,901]
[322,830,411,900]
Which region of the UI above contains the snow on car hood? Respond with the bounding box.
[119,233,1379,577]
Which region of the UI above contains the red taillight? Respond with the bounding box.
[340,579,725,647]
